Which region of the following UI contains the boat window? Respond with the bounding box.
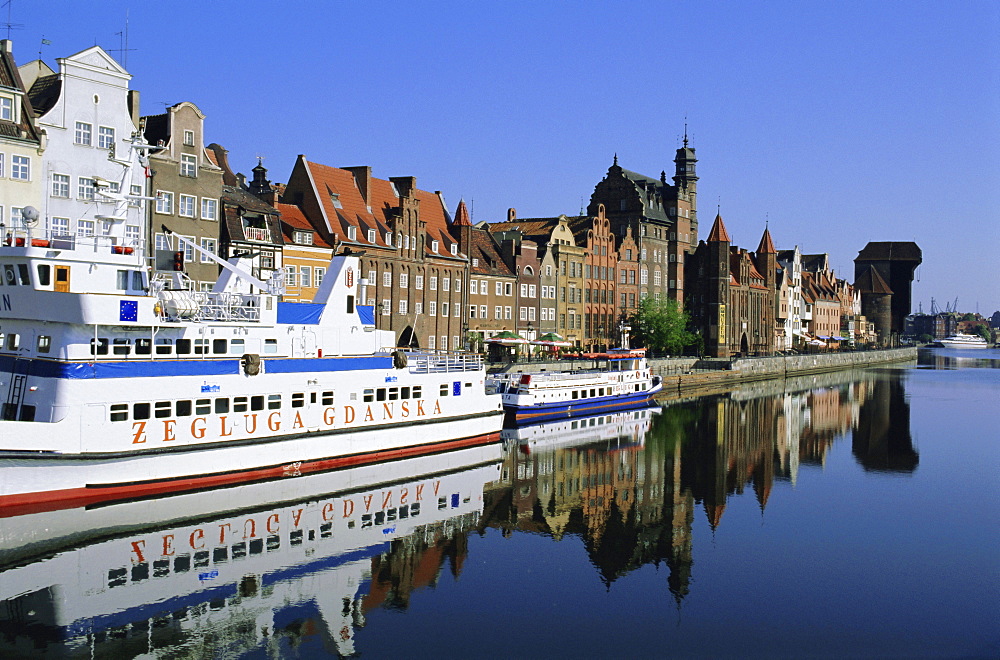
[110,403,128,422]
[412,386,422,399]
[17,263,28,285]
[321,391,334,406]
[572,390,579,399]
[135,338,151,355]
[116,270,129,290]
[215,398,229,414]
[401,386,410,399]
[113,338,131,355]
[363,389,375,403]
[4,264,16,285]
[194,339,209,355]
[195,398,211,415]
[233,396,248,413]
[230,339,245,355]
[176,339,191,355]
[292,393,305,408]
[440,384,449,397]
[375,388,387,402]
[155,338,173,355]
[154,401,171,418]
[251,395,264,411]
[388,387,399,401]
[176,400,192,416]
[132,271,145,291]
[36,264,50,287]
[590,389,596,398]
[599,388,605,396]
[36,335,51,353]
[89,337,107,355]
[133,402,151,420]
[213,339,227,354]
[267,394,281,410]
[264,339,278,354]
[194,551,209,567]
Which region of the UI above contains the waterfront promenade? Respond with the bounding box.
[488,347,917,399]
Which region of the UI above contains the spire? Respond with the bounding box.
[453,198,472,227]
[707,213,731,243]
[613,153,618,167]
[756,227,776,254]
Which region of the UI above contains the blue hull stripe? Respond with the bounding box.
[0,354,392,379]
[507,390,660,421]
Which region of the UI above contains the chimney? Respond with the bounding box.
[390,176,416,199]
[344,166,372,205]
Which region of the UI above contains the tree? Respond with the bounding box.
[630,296,695,355]
[975,324,992,344]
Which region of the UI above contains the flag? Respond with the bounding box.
[41,39,51,45]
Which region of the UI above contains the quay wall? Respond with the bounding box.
[488,348,916,397]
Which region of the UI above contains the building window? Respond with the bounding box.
[179,194,196,218]
[180,154,197,177]
[51,173,70,198]
[415,274,424,290]
[432,240,439,252]
[200,238,216,263]
[381,299,391,315]
[367,229,376,243]
[286,268,297,287]
[414,302,422,315]
[382,271,391,287]
[399,273,408,288]
[0,96,11,121]
[494,306,501,319]
[11,155,28,181]
[183,129,194,146]
[74,121,92,146]
[427,335,435,350]
[429,301,437,316]
[201,198,217,221]
[347,226,357,241]
[98,126,115,149]
[440,336,447,350]
[77,177,96,200]
[300,266,312,288]
[314,267,325,287]
[399,299,408,314]
[77,219,95,237]
[295,231,313,245]
[430,276,438,291]
[441,302,449,317]
[470,280,478,295]
[385,231,393,246]
[504,282,512,296]
[50,216,69,234]
[504,306,512,320]
[442,277,450,292]
[155,191,174,214]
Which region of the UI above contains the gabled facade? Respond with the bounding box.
[25,46,145,246]
[143,102,224,289]
[276,201,332,302]
[588,138,699,305]
[280,157,466,350]
[776,247,804,350]
[570,205,618,351]
[490,223,541,342]
[0,40,43,228]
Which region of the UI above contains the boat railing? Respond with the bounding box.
[2,226,145,255]
[405,350,484,373]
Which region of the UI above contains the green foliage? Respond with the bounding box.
[918,333,934,344]
[975,325,992,343]
[630,296,695,355]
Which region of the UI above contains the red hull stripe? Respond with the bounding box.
[0,432,501,519]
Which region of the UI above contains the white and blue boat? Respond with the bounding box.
[490,349,662,423]
[0,132,503,514]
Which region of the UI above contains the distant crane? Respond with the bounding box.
[930,297,940,315]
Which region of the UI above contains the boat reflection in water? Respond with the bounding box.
[0,442,504,657]
[501,401,661,454]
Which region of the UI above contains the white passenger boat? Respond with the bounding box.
[488,349,662,422]
[932,334,989,349]
[0,442,503,657]
[0,131,503,514]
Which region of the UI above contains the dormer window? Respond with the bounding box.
[367,229,376,243]
[295,231,313,245]
[347,226,357,241]
[472,258,479,267]
[431,240,439,253]
[0,97,12,121]
[330,193,343,209]
[450,243,458,255]
[183,130,194,146]
[385,232,393,246]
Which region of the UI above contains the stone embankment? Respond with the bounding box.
[489,348,916,399]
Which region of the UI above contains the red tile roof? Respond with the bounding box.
[756,227,776,254]
[275,202,331,248]
[707,213,731,242]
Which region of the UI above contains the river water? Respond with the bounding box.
[1,349,997,658]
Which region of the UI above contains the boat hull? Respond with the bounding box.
[504,385,662,423]
[0,411,503,517]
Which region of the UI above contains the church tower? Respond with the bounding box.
[705,213,731,358]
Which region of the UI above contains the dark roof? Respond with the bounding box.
[855,241,922,263]
[26,74,59,116]
[854,266,893,294]
[469,226,515,277]
[142,113,170,146]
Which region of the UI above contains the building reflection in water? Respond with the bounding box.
[0,444,505,658]
[0,370,919,656]
[484,369,917,604]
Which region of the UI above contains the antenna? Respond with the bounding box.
[0,0,22,41]
[109,9,136,68]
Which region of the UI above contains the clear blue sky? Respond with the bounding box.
[13,0,1000,315]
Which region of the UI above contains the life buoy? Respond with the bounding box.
[635,371,640,379]
[392,350,408,369]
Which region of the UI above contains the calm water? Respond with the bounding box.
[1,349,997,658]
